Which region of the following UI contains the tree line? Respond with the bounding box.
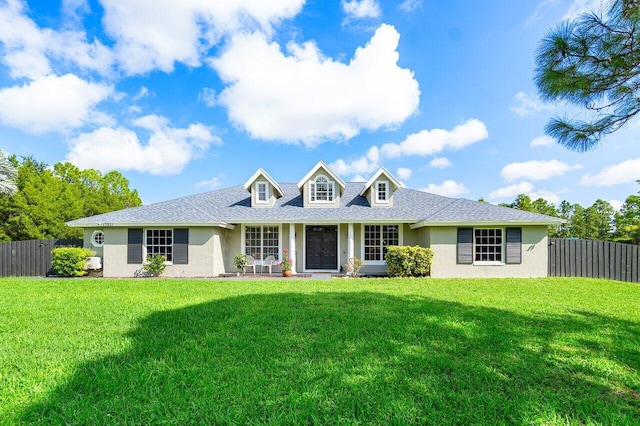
[0,155,141,241]
[496,181,640,244]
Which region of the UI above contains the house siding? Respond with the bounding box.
[429,225,548,278]
[101,227,219,277]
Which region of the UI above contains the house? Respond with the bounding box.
[66,160,563,278]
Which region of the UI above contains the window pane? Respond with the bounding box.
[474,228,502,263]
[146,229,173,262]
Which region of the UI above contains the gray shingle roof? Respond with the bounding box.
[67,182,563,227]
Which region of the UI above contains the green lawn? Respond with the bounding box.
[1,277,638,425]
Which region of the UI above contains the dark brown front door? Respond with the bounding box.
[305,225,338,270]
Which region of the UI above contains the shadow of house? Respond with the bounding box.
[20,293,640,424]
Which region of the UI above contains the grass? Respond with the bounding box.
[0,277,638,425]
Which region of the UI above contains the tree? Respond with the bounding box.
[535,0,640,151]
[0,151,17,195]
[0,156,142,241]
[614,179,640,243]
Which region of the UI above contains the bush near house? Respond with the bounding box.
[386,246,433,277]
[143,254,167,277]
[51,247,94,277]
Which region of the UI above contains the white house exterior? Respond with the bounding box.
[67,161,563,278]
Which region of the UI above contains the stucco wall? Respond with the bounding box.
[101,227,219,277]
[428,226,549,278]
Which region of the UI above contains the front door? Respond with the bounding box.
[305,225,338,270]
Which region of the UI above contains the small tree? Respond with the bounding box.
[233,253,248,275]
[344,257,364,277]
[143,254,166,277]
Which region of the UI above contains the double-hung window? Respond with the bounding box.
[310,176,334,202]
[256,181,268,203]
[363,225,400,261]
[146,229,173,262]
[244,225,280,260]
[376,181,389,203]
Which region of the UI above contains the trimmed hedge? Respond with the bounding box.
[385,246,434,277]
[51,247,94,277]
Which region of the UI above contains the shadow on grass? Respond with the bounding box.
[21,292,639,424]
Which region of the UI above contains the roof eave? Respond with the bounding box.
[409,220,564,229]
[66,221,236,230]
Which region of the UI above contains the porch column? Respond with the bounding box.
[289,223,296,274]
[348,223,354,263]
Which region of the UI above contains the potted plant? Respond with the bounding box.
[233,253,248,276]
[278,248,293,277]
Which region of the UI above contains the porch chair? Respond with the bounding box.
[244,254,257,274]
[262,255,276,274]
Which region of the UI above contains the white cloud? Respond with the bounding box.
[429,157,453,168]
[101,0,305,75]
[396,167,412,180]
[342,0,381,19]
[489,182,535,200]
[329,147,381,179]
[527,189,561,204]
[212,24,420,146]
[380,119,488,158]
[67,116,221,175]
[0,73,113,133]
[563,0,609,20]
[399,0,422,12]
[511,92,552,117]
[579,158,640,186]
[609,199,623,211]
[500,159,583,181]
[0,0,113,79]
[351,175,368,182]
[421,180,468,197]
[530,135,554,147]
[199,87,217,107]
[196,176,222,190]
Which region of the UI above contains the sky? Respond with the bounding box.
[0,0,638,209]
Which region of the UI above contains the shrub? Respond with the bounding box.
[143,254,167,277]
[385,246,434,277]
[51,247,94,277]
[344,257,364,277]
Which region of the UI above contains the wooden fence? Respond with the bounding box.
[0,239,83,278]
[548,238,639,283]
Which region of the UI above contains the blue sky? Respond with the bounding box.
[0,0,638,208]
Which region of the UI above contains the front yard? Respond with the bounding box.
[0,277,638,425]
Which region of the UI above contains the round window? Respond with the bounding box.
[91,230,105,247]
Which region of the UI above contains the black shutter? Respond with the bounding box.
[457,228,473,264]
[506,228,522,264]
[173,228,189,265]
[127,228,143,264]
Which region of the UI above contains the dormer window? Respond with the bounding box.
[256,181,268,203]
[376,181,389,203]
[310,175,335,202]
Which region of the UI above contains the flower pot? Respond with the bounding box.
[282,270,293,277]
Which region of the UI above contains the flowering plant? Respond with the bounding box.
[278,248,292,271]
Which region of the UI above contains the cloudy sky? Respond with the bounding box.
[0,0,637,208]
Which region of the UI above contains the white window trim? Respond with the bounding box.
[360,224,403,265]
[472,227,505,266]
[143,228,174,265]
[309,175,335,203]
[375,180,389,204]
[91,230,104,247]
[240,224,283,262]
[255,181,269,204]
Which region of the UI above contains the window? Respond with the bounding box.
[146,229,173,262]
[310,175,335,202]
[244,225,280,260]
[91,230,104,247]
[474,228,502,262]
[376,181,389,203]
[256,181,268,203]
[364,225,399,261]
